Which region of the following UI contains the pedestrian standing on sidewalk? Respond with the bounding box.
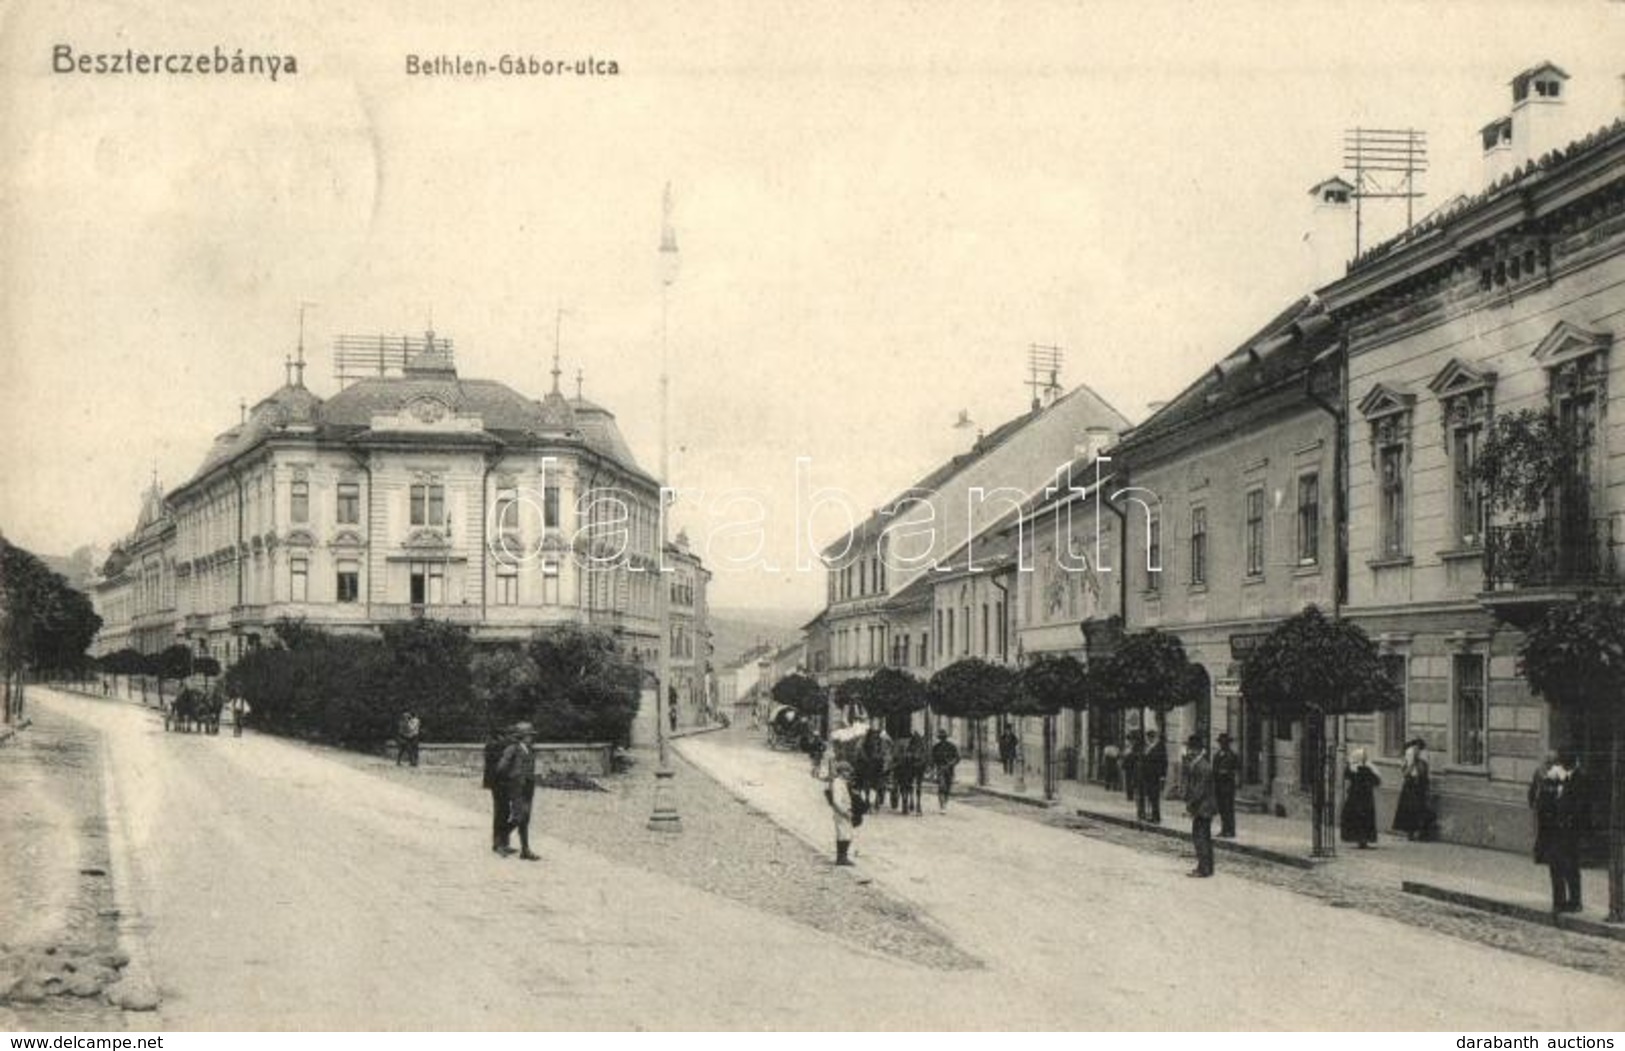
[1101,741,1121,792]
[498,722,541,861]
[1123,731,1143,803]
[228,693,251,738]
[828,760,859,865]
[1212,733,1239,838]
[484,724,516,856]
[930,728,961,811]
[998,724,1018,776]
[1140,729,1168,824]
[1183,734,1216,877]
[1534,753,1585,912]
[1391,738,1432,841]
[1340,748,1382,849]
[397,710,421,767]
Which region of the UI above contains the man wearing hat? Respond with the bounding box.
[1183,734,1217,877]
[929,727,961,812]
[1212,732,1240,838]
[483,724,516,856]
[497,722,541,861]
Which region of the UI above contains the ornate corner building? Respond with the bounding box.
[91,334,709,688]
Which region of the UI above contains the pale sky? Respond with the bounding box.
[3,0,1623,613]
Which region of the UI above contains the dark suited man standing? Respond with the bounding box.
[1140,729,1168,824]
[483,725,515,856]
[1212,733,1240,838]
[1184,734,1217,877]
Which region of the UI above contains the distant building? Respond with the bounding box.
[91,336,706,712]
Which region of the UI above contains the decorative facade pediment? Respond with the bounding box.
[369,396,485,434]
[283,528,317,548]
[402,528,451,552]
[330,529,366,549]
[1532,321,1611,370]
[1426,359,1497,398]
[1357,383,1416,421]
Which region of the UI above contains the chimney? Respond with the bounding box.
[1508,62,1570,169]
[1303,177,1354,287]
[1481,116,1514,187]
[1084,426,1115,462]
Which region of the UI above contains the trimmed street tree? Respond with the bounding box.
[771,672,828,736]
[1089,628,1207,818]
[1239,605,1402,855]
[929,658,1018,787]
[1018,654,1087,799]
[1,537,102,721]
[1520,594,1625,922]
[153,644,195,705]
[523,624,643,745]
[863,667,928,734]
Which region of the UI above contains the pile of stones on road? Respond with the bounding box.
[0,942,156,1011]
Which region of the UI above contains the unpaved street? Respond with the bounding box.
[19,689,1625,1030]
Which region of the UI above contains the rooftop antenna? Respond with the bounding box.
[1027,343,1064,409]
[1342,127,1428,255]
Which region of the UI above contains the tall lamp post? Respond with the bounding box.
[648,183,683,833]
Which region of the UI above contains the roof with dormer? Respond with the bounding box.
[177,355,648,497]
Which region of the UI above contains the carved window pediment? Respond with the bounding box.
[1532,321,1611,370]
[283,528,316,548]
[1357,383,1416,421]
[1427,359,1497,400]
[403,528,451,551]
[331,529,366,549]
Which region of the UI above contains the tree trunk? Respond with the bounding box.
[1015,715,1028,794]
[975,719,988,787]
[1309,715,1328,857]
[1043,714,1057,801]
[1609,715,1624,923]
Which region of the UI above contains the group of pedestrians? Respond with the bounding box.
[482,722,541,861]
[818,726,964,867]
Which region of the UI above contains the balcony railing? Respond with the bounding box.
[1484,515,1619,590]
[373,603,483,624]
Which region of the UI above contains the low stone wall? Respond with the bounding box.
[403,741,615,777]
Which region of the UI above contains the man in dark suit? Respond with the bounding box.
[498,722,541,861]
[1212,732,1240,838]
[1140,729,1168,824]
[1184,734,1217,877]
[483,725,515,856]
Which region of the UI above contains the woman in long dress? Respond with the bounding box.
[1391,738,1432,840]
[1340,747,1382,848]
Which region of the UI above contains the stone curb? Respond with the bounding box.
[1071,805,1320,870]
[967,783,1059,810]
[669,723,730,740]
[1400,881,1625,943]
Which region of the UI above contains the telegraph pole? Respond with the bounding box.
[648,183,683,833]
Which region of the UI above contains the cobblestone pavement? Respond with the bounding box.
[331,747,978,972]
[0,701,128,1031]
[965,794,1625,982]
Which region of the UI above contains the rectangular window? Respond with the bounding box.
[495,487,519,533]
[1453,653,1486,766]
[336,560,359,603]
[981,603,990,655]
[495,569,518,606]
[290,480,309,524]
[1379,444,1406,557]
[1296,473,1320,565]
[859,560,867,595]
[962,606,971,654]
[336,482,360,525]
[1190,507,1208,585]
[544,485,561,529]
[918,633,928,666]
[1245,489,1265,576]
[995,599,1006,659]
[541,559,560,605]
[409,561,445,606]
[947,608,956,655]
[1146,518,1162,592]
[410,483,445,527]
[1451,426,1483,548]
[935,610,943,657]
[1380,654,1408,757]
[290,556,308,602]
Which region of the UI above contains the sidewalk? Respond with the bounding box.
[970,760,1619,938]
